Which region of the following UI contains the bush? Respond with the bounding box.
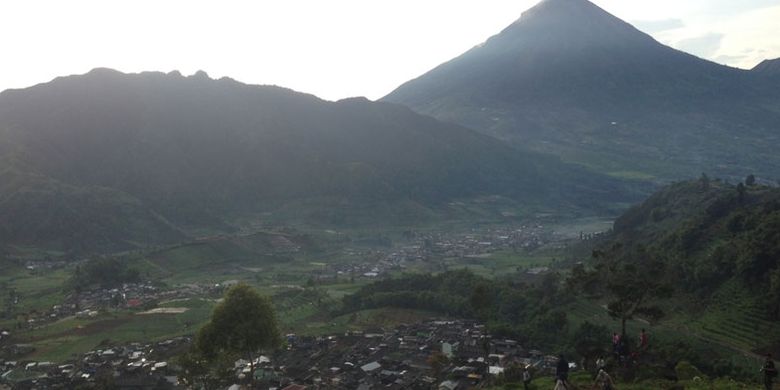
[675,360,705,381]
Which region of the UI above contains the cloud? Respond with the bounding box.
[712,5,780,69]
[675,33,724,58]
[713,54,748,65]
[695,0,780,16]
[631,18,685,34]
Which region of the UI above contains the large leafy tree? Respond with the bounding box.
[181,284,282,387]
[575,245,672,336]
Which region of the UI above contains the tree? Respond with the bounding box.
[607,263,670,336]
[768,268,780,319]
[746,174,756,186]
[589,247,672,336]
[185,284,282,387]
[469,283,493,319]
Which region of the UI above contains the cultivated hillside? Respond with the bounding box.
[597,178,780,353]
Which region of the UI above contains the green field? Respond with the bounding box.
[11,298,216,362]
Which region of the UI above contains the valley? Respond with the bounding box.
[1,0,779,388]
[0,216,579,361]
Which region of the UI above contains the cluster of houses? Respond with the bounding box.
[231,320,561,390]
[417,225,553,257]
[0,337,189,389]
[70,282,220,313]
[0,320,567,389]
[309,225,557,284]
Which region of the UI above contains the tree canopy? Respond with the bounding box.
[180,284,281,387]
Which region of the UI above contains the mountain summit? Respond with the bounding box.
[384,0,780,181]
[503,0,652,47]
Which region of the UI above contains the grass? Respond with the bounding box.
[1,267,70,328]
[17,298,215,362]
[487,371,759,389]
[443,250,558,279]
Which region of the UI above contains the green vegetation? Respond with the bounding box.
[179,284,281,388]
[343,269,572,351]
[68,258,140,290]
[5,178,780,389]
[604,179,780,330]
[487,370,756,390]
[0,264,69,325]
[22,305,214,362]
[572,245,672,335]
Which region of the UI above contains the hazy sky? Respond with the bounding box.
[2,0,779,101]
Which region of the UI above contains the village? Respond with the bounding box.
[0,222,584,389]
[1,319,568,389]
[315,223,559,281]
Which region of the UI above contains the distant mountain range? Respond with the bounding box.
[0,69,634,253]
[384,0,780,182]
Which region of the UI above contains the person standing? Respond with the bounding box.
[639,328,649,351]
[594,368,615,390]
[595,355,606,378]
[763,353,777,390]
[556,354,570,388]
[612,332,620,356]
[522,365,532,390]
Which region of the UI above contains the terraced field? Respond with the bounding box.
[689,281,780,353]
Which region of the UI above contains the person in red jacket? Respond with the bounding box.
[638,328,649,350]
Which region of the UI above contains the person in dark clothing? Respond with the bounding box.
[763,353,777,390]
[556,354,570,387]
[617,335,630,366]
[522,365,532,390]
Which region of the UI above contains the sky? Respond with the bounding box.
[1,0,779,101]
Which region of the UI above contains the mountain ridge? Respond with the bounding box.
[0,69,637,253]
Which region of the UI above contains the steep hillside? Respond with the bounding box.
[0,69,635,252]
[0,156,184,252]
[598,178,780,352]
[384,0,780,181]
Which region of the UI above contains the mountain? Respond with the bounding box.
[383,0,780,182]
[0,69,635,253]
[753,58,780,76]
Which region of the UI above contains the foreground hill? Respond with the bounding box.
[0,69,634,253]
[384,0,780,181]
[598,178,780,353]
